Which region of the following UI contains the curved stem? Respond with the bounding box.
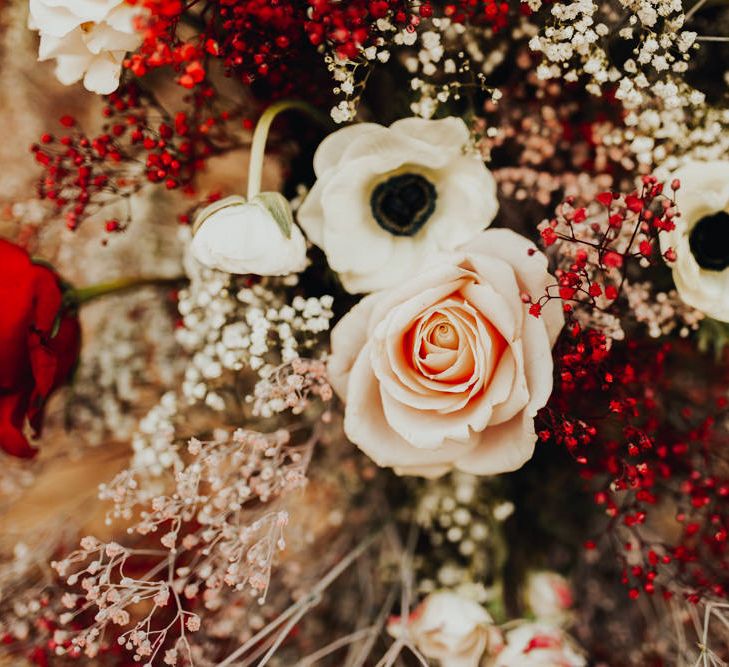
[71,275,185,306]
[246,100,329,200]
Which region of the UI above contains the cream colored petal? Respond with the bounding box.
[82,52,123,94]
[464,229,564,344]
[462,254,522,330]
[425,156,499,249]
[312,123,384,175]
[327,293,379,399]
[344,347,475,470]
[52,53,93,85]
[30,0,85,36]
[296,177,327,247]
[105,2,139,31]
[84,22,140,54]
[319,165,395,275]
[39,29,88,60]
[380,382,484,448]
[668,161,729,231]
[460,281,518,343]
[392,462,453,478]
[489,341,529,425]
[338,235,430,294]
[390,116,470,152]
[520,309,556,415]
[455,411,537,475]
[337,126,454,170]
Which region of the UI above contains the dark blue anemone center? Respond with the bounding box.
[370,173,437,236]
[689,211,729,271]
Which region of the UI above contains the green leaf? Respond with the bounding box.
[253,192,294,239]
[697,317,729,361]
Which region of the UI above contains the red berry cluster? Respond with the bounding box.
[529,176,677,319]
[125,0,422,95]
[531,178,729,603]
[541,327,729,603]
[306,0,421,59]
[31,84,240,232]
[124,0,202,88]
[441,0,513,30]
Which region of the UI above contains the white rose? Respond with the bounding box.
[387,592,503,667]
[328,228,563,478]
[191,195,308,276]
[29,0,143,94]
[297,117,498,293]
[524,571,573,623]
[494,623,586,667]
[660,160,729,322]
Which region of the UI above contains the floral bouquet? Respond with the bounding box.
[1,0,729,664]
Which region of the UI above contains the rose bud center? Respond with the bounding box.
[430,321,459,349]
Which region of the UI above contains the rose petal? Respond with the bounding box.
[344,345,477,466]
[455,412,537,475]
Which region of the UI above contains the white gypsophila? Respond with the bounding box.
[29,0,144,95]
[297,116,498,294]
[660,161,729,322]
[178,244,333,413]
[493,623,586,667]
[191,196,308,276]
[130,392,183,477]
[387,591,503,667]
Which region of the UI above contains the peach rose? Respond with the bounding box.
[328,229,563,477]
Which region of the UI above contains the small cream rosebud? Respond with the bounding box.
[524,571,573,623]
[387,591,503,667]
[191,194,307,276]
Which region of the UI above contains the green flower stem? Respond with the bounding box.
[246,99,331,200]
[71,276,185,306]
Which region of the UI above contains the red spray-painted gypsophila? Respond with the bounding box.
[32,84,243,232]
[541,327,729,603]
[125,0,422,92]
[530,178,729,604]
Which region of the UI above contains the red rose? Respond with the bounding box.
[0,239,81,457]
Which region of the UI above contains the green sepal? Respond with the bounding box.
[252,191,294,239]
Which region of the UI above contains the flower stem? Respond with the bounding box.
[71,276,184,306]
[246,100,330,200]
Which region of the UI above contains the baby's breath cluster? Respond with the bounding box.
[176,257,333,414]
[404,18,502,119]
[413,473,511,599]
[129,391,182,476]
[528,0,727,168]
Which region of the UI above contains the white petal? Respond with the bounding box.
[327,293,378,399]
[312,123,384,175]
[53,53,93,85]
[82,52,123,93]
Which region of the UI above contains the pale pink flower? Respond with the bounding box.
[387,591,503,667]
[328,229,563,477]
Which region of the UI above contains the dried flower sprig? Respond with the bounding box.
[52,427,315,663]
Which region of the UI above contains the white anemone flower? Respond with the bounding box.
[660,160,729,322]
[297,116,499,293]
